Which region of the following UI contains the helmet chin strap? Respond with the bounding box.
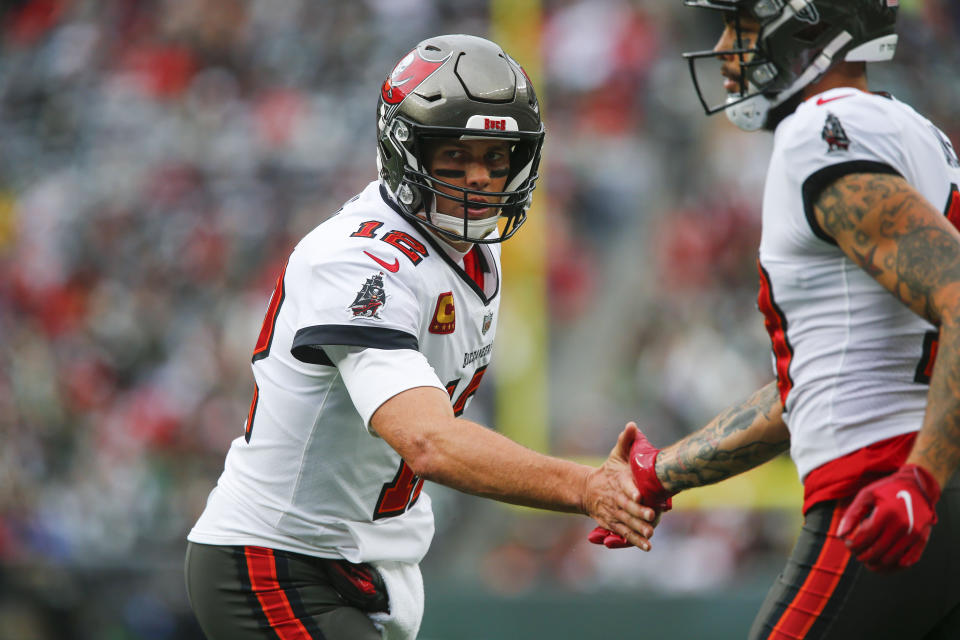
[725,92,770,132]
[426,194,500,241]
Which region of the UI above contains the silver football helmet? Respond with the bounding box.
[376,34,545,243]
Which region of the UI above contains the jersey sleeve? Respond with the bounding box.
[326,345,446,434]
[286,236,425,364]
[782,95,906,244]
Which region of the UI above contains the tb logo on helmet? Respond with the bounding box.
[381,49,450,105]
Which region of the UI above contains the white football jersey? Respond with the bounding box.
[188,181,501,564]
[758,88,960,481]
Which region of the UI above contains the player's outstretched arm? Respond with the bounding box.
[656,381,789,494]
[589,382,789,548]
[370,386,658,550]
[814,172,960,570]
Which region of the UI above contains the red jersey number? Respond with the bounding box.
[372,366,489,519]
[246,262,288,441]
[252,262,288,363]
[373,461,424,520]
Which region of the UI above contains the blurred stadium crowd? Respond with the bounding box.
[1,0,958,638]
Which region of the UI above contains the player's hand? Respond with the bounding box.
[588,424,673,549]
[583,423,659,551]
[836,464,941,572]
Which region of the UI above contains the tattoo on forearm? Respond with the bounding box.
[657,383,789,493]
[915,321,960,480]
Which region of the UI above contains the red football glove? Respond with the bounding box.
[586,526,631,548]
[588,431,673,549]
[836,464,941,572]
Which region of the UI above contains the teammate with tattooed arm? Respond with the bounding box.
[593,2,960,638]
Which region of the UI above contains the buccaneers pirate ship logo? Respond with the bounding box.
[822,113,850,153]
[350,272,387,319]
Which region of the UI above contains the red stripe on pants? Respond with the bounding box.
[244,546,314,640]
[769,508,851,639]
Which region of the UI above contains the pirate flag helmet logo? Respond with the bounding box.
[350,272,387,319]
[380,48,449,106]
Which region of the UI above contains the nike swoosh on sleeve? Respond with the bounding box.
[364,251,400,273]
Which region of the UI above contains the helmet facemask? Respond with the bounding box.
[379,112,543,243]
[683,8,772,131]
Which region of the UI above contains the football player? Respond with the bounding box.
[591,2,960,637]
[185,34,657,640]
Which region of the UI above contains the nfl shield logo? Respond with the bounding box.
[482,312,493,335]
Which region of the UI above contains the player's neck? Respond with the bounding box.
[802,62,868,100]
[426,227,473,260]
[442,237,473,255]
[413,210,474,256]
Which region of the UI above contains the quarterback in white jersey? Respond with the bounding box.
[591,3,960,639]
[188,180,504,564]
[185,34,657,640]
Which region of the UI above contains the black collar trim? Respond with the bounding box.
[378,184,499,305]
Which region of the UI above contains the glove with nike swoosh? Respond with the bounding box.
[836,464,941,572]
[588,430,673,549]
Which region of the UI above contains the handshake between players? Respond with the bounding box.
[588,424,672,551]
[589,416,941,575]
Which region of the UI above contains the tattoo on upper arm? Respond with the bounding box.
[657,382,789,493]
[896,229,960,307]
[815,173,960,324]
[849,244,883,278]
[816,173,960,482]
